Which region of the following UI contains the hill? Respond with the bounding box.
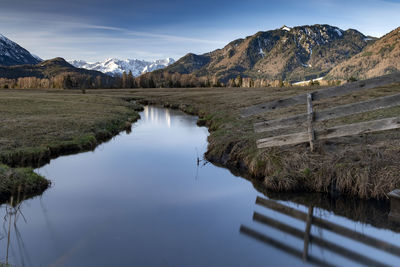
[0,58,115,89]
[159,24,373,83]
[0,57,109,79]
[327,27,400,80]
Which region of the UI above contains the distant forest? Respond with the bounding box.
[0,70,342,89]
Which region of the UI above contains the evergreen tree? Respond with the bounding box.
[128,71,134,88]
[122,71,128,88]
[63,75,73,89]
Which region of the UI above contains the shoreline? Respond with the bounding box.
[138,97,400,200]
[0,92,142,203]
[1,86,399,201]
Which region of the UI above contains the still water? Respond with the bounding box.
[1,106,400,266]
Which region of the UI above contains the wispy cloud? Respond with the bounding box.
[0,10,226,61]
[1,0,400,61]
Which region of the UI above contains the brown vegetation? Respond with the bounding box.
[124,81,400,200]
[155,24,369,83]
[328,27,400,79]
[1,77,400,200]
[0,57,116,89]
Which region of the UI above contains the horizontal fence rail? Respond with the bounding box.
[240,226,336,267]
[256,116,400,149]
[241,73,400,117]
[254,93,400,133]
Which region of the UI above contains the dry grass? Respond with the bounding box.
[1,81,400,199]
[0,89,140,166]
[0,89,141,202]
[103,83,400,199]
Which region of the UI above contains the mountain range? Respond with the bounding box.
[1,24,399,85]
[69,58,175,76]
[161,24,377,82]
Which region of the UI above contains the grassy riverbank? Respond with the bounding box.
[0,89,141,202]
[100,82,399,200]
[0,164,50,203]
[1,81,400,200]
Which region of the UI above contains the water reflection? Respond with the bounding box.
[241,196,400,266]
[143,106,172,127]
[1,106,400,266]
[1,194,31,266]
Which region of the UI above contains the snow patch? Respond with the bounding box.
[31,54,42,61]
[281,26,292,32]
[363,37,374,42]
[334,28,343,37]
[293,77,324,86]
[0,33,40,64]
[259,47,266,57]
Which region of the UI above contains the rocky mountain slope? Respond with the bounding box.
[0,34,41,66]
[162,24,373,82]
[327,27,400,79]
[70,58,175,76]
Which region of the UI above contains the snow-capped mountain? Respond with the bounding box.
[0,34,41,66]
[70,58,175,76]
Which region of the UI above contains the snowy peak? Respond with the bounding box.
[0,33,41,66]
[280,25,292,32]
[70,57,175,76]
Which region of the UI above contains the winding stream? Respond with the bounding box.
[1,106,400,266]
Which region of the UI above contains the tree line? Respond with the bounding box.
[0,70,343,89]
[0,73,115,89]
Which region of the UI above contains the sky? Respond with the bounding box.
[1,0,400,62]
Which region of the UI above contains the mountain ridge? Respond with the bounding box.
[69,57,175,76]
[158,24,374,83]
[0,34,41,66]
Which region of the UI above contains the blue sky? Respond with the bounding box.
[1,0,399,61]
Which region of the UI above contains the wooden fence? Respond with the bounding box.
[240,196,400,266]
[241,75,400,150]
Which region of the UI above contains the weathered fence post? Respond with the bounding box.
[389,189,400,222]
[303,206,314,261]
[307,93,315,152]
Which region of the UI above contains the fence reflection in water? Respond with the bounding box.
[240,196,400,267]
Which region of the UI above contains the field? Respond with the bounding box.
[1,79,400,200]
[0,89,141,201]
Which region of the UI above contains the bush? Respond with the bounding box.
[347,76,358,82]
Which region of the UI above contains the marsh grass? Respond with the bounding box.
[0,89,141,200]
[120,83,400,199]
[0,164,50,204]
[1,83,400,199]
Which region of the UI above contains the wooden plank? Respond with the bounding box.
[242,73,400,117]
[254,93,400,133]
[307,93,315,152]
[240,225,335,267]
[257,116,400,149]
[253,212,389,267]
[257,131,310,148]
[256,197,400,257]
